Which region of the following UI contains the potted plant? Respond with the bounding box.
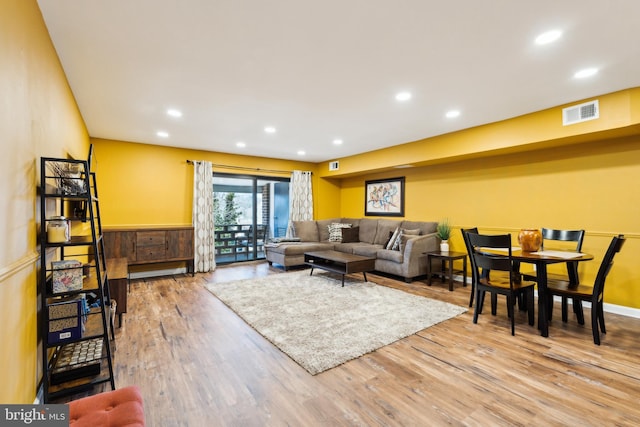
[437,219,451,252]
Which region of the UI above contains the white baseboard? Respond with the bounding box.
[453,274,640,319]
[601,301,640,318]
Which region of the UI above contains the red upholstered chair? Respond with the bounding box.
[68,386,145,427]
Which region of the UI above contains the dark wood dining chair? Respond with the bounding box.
[520,228,585,321]
[461,228,479,308]
[467,233,536,336]
[546,234,625,345]
[521,228,585,281]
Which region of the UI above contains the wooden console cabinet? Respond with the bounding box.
[103,226,194,274]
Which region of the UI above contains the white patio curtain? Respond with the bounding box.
[192,160,216,272]
[287,170,313,237]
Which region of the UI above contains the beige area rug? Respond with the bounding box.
[204,270,467,375]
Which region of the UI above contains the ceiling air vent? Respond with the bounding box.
[329,161,339,171]
[563,100,599,126]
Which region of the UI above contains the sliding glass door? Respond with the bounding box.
[213,173,289,264]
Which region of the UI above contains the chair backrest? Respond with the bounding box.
[461,228,478,250]
[467,233,514,287]
[461,228,479,282]
[541,228,585,283]
[541,228,585,251]
[461,228,478,262]
[592,234,626,301]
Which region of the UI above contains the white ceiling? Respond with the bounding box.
[37,0,640,163]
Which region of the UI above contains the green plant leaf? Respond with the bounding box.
[436,219,451,240]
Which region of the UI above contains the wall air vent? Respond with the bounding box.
[329,161,339,171]
[563,100,599,126]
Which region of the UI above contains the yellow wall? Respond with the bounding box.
[90,139,326,226]
[1,0,90,403]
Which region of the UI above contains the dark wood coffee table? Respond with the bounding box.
[304,250,376,287]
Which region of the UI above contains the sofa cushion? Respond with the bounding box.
[267,242,333,255]
[358,218,378,244]
[375,219,402,245]
[328,222,352,242]
[341,226,360,243]
[68,385,145,427]
[293,220,319,242]
[376,248,404,263]
[333,242,356,254]
[352,244,384,258]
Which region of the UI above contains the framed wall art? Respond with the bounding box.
[364,177,405,217]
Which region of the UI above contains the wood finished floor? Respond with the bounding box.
[111,262,640,426]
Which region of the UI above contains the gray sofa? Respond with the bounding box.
[265,217,439,282]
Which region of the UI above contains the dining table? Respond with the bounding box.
[485,248,594,337]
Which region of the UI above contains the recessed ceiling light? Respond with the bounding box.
[446,110,461,118]
[236,142,246,148]
[167,108,182,117]
[297,150,306,156]
[156,131,169,138]
[333,139,343,145]
[264,126,276,133]
[574,67,599,79]
[535,30,562,45]
[395,91,412,101]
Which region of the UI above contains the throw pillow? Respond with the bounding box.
[341,226,360,243]
[391,228,420,251]
[401,228,421,236]
[328,223,352,242]
[382,231,394,248]
[390,231,403,251]
[386,227,401,250]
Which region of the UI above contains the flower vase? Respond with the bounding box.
[440,240,449,253]
[518,228,542,252]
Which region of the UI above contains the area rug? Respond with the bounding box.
[204,270,466,375]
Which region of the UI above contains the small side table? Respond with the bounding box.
[425,251,467,291]
[106,257,129,328]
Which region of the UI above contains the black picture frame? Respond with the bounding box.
[364,177,405,217]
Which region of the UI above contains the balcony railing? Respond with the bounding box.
[215,224,267,263]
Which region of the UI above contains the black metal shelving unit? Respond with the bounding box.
[39,152,115,402]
